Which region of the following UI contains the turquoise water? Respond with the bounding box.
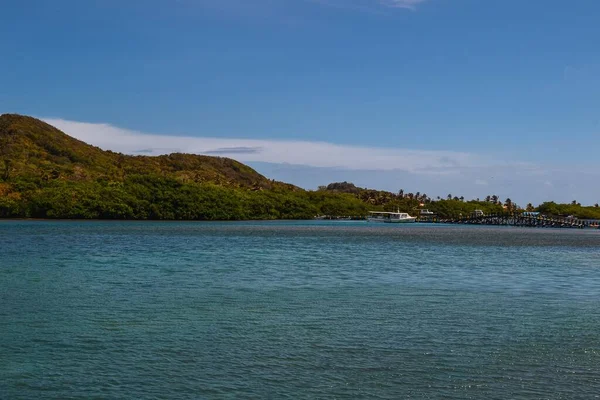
[1,220,600,399]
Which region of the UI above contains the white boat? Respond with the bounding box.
[367,210,417,223]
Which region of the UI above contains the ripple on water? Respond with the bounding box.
[1,220,600,399]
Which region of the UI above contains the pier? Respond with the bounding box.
[429,213,600,229]
[315,212,600,229]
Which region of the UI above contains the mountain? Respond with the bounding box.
[0,114,280,189]
[0,114,367,219]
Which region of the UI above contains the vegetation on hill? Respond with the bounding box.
[537,201,600,220]
[1,115,598,220]
[320,181,600,220]
[0,114,280,188]
[0,114,367,219]
[320,182,506,217]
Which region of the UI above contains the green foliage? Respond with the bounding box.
[320,182,506,218]
[308,191,369,216]
[426,200,504,218]
[0,114,278,190]
[537,202,600,220]
[0,114,334,220]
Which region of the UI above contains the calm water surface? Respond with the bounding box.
[1,220,599,399]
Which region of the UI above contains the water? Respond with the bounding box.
[1,220,599,399]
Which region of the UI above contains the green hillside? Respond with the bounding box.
[0,114,367,219]
[0,114,279,188]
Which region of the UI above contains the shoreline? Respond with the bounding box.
[1,218,598,231]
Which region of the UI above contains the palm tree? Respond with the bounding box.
[447,194,452,200]
[504,198,513,212]
[459,196,464,202]
[485,195,491,202]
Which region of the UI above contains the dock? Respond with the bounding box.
[426,213,600,229]
[314,212,600,229]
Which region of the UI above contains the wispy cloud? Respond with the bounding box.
[309,0,428,11]
[40,117,600,205]
[204,146,263,155]
[36,118,600,204]
[252,162,600,206]
[381,0,428,9]
[43,118,493,173]
[186,0,428,21]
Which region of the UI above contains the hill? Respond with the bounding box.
[2,114,598,220]
[0,114,367,219]
[0,114,279,189]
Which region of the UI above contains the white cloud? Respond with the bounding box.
[252,162,600,206]
[39,117,600,205]
[196,0,428,16]
[382,0,427,9]
[43,118,494,173]
[310,0,427,11]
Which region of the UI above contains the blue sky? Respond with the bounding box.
[1,0,599,204]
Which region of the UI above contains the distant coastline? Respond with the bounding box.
[2,114,599,222]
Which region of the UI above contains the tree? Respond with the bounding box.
[485,195,491,202]
[504,198,513,212]
[447,194,452,200]
[459,196,465,202]
[595,203,599,208]
[526,203,534,212]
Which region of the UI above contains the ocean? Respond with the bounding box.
[1,220,599,399]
